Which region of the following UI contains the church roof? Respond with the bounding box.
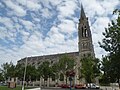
[17,51,79,64]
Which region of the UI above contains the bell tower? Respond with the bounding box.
[78,5,95,59]
[75,4,95,84]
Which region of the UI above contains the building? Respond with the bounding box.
[17,5,95,86]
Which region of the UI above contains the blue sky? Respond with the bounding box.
[0,0,120,65]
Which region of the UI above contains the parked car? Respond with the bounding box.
[75,84,86,89]
[61,84,70,88]
[87,83,100,89]
[0,82,7,86]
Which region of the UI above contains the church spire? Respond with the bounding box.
[78,3,95,59]
[80,4,86,19]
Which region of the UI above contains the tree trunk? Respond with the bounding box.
[118,78,120,89]
[66,76,67,84]
[39,77,41,87]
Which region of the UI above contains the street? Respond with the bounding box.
[41,88,100,90]
[26,86,120,90]
[41,88,101,90]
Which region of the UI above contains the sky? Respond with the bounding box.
[0,0,120,65]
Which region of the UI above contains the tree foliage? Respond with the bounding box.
[81,57,100,83]
[59,54,75,74]
[99,9,120,83]
[0,54,76,86]
[0,73,4,81]
[0,62,16,80]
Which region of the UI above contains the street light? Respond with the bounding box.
[22,57,28,90]
[22,0,27,89]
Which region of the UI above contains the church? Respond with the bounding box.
[17,5,95,86]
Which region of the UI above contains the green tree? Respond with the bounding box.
[59,54,76,84]
[26,65,37,82]
[100,56,112,84]
[51,62,60,84]
[1,62,16,81]
[39,61,52,86]
[81,57,100,83]
[99,9,120,85]
[0,72,4,81]
[15,64,24,81]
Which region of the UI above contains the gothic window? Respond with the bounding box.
[81,26,88,37]
[82,43,85,49]
[83,54,86,57]
[84,26,88,37]
[84,43,87,49]
[86,42,88,49]
[60,73,64,81]
[82,42,87,49]
[82,27,85,37]
[52,74,55,81]
[87,53,91,57]
[82,42,89,49]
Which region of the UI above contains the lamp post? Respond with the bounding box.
[22,57,28,90]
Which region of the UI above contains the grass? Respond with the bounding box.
[0,86,37,90]
[0,86,22,90]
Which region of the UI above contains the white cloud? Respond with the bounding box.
[58,20,76,34]
[0,0,119,66]
[57,0,77,19]
[41,8,53,18]
[3,0,26,17]
[19,19,35,30]
[100,0,119,15]
[16,0,41,11]
[27,0,42,11]
[49,0,62,6]
[91,17,110,59]
[0,17,17,42]
[0,17,13,29]
[46,26,65,44]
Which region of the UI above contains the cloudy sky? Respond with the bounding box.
[0,0,120,65]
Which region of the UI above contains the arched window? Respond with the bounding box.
[87,53,91,57]
[82,43,85,48]
[82,27,84,37]
[60,73,64,81]
[52,74,55,81]
[83,54,86,57]
[84,26,88,37]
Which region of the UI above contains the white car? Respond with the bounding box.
[87,83,100,89]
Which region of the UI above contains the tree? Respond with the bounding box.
[99,9,120,86]
[38,61,52,86]
[15,64,24,81]
[0,72,4,81]
[81,57,100,83]
[51,63,60,84]
[59,54,76,84]
[1,62,16,81]
[26,65,37,82]
[100,56,112,85]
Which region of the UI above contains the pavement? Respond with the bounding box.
[26,88,41,90]
[25,86,120,90]
[100,86,119,90]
